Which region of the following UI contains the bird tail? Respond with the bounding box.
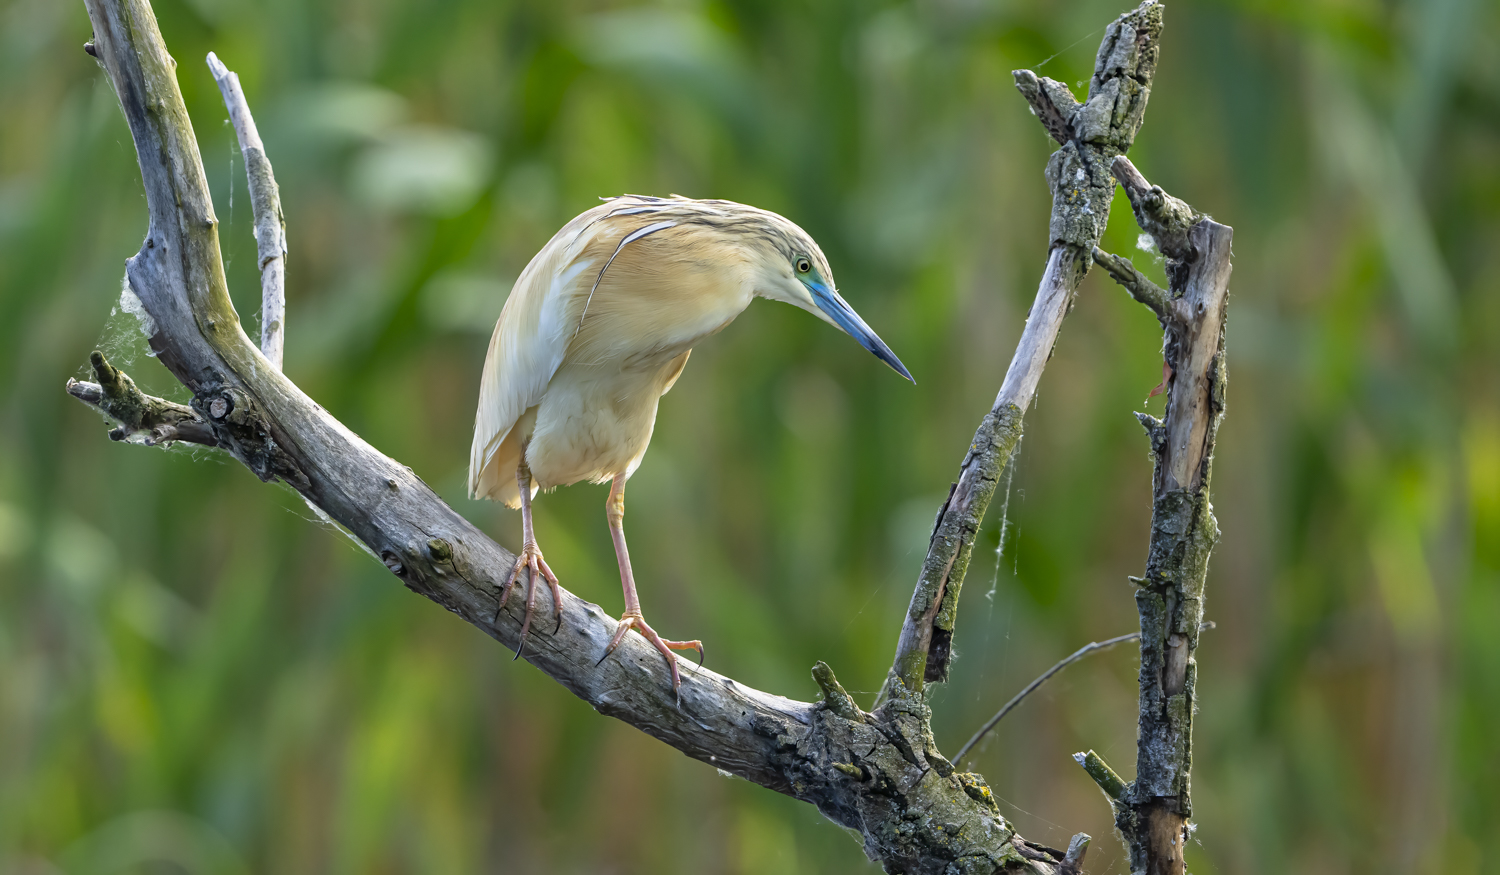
[469,409,539,508]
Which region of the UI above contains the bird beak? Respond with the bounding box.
[807,282,914,383]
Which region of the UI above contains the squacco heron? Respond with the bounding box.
[469,195,911,691]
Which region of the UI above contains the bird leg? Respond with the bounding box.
[599,473,703,692]
[500,459,561,659]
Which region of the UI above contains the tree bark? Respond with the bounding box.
[1085,156,1234,875]
[881,0,1164,702]
[68,1,1199,872]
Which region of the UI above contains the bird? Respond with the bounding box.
[469,195,912,692]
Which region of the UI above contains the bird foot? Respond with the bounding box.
[598,610,704,693]
[499,539,561,660]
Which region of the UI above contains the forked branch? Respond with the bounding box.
[1088,156,1233,875]
[882,0,1164,702]
[67,350,217,447]
[69,0,1183,870]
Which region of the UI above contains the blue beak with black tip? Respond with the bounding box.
[807,281,914,383]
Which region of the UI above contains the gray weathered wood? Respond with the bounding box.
[72,0,1097,870]
[66,350,218,447]
[79,0,813,795]
[1089,157,1233,875]
[881,0,1165,700]
[206,51,286,369]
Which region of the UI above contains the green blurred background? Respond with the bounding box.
[2,0,1496,871]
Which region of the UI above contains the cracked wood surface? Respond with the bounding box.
[1090,157,1233,875]
[66,0,1133,870]
[882,0,1164,700]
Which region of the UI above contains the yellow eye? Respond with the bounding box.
[795,257,812,274]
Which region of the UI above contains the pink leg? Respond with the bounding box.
[598,473,703,692]
[499,459,561,659]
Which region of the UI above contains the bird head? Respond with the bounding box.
[746,214,914,383]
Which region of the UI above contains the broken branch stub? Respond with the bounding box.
[65,350,217,447]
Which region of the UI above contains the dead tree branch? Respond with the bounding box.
[206,51,286,369]
[1086,156,1233,875]
[66,350,217,447]
[958,632,1141,765]
[1059,834,1092,875]
[956,621,1215,768]
[67,0,1192,870]
[79,0,817,795]
[1091,248,1170,322]
[881,0,1164,703]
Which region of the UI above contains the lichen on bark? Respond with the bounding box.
[784,669,1064,874]
[884,0,1166,702]
[1090,158,1233,873]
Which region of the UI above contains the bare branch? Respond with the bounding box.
[955,621,1216,766]
[1110,156,1202,262]
[206,51,286,369]
[82,0,816,793]
[1059,834,1091,875]
[882,0,1164,701]
[1092,247,1171,322]
[1075,749,1129,802]
[1157,220,1232,492]
[73,1,1091,870]
[66,350,217,447]
[812,661,865,723]
[1012,70,1080,146]
[1102,176,1233,871]
[955,631,1141,765]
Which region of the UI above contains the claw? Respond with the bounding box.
[596,611,702,693]
[501,540,560,661]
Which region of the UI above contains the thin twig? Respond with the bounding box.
[206,52,286,369]
[955,632,1135,765]
[1075,749,1130,802]
[956,621,1215,766]
[1092,247,1172,322]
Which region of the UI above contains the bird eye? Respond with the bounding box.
[795,257,812,274]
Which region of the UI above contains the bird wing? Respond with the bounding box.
[467,198,686,502]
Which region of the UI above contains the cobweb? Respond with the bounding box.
[85,271,158,377]
[965,437,1021,765]
[81,272,221,461]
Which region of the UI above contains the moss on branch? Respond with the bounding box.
[66,350,216,446]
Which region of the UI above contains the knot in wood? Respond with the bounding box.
[427,538,453,563]
[199,386,255,427]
